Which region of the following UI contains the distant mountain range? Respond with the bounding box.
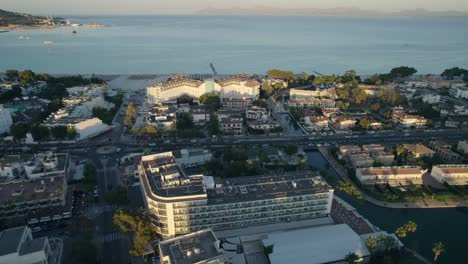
[196,7,468,17]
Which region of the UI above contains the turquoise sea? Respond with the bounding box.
[1,15,468,74]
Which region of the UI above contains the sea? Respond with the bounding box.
[1,15,468,75]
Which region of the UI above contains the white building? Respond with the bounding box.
[0,105,13,134]
[138,152,333,238]
[245,106,268,120]
[449,85,468,99]
[421,93,441,104]
[431,165,468,186]
[0,226,51,264]
[147,78,260,105]
[392,110,428,128]
[458,141,468,154]
[303,115,329,132]
[356,166,426,186]
[289,88,333,99]
[44,111,111,140]
[247,120,280,131]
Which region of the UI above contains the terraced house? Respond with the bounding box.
[138,152,334,238]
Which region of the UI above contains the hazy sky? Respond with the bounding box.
[3,0,468,15]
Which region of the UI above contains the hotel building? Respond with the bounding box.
[147,78,260,105]
[138,152,334,238]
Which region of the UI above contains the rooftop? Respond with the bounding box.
[358,166,423,176]
[18,236,47,256]
[0,226,27,255]
[140,153,332,204]
[159,229,224,264]
[263,224,370,264]
[434,165,468,174]
[403,144,435,155]
[0,175,66,204]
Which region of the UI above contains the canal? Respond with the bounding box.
[306,151,468,263]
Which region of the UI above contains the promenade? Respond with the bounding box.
[318,147,468,209]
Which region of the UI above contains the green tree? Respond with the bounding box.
[283,145,299,156]
[199,93,221,112]
[5,69,19,80]
[141,125,160,136]
[441,67,467,80]
[371,103,381,112]
[358,118,371,130]
[432,242,445,263]
[113,209,157,256]
[351,87,367,104]
[266,69,297,80]
[67,125,77,139]
[125,102,137,118]
[105,188,128,205]
[395,227,407,238]
[176,113,194,130]
[10,122,30,140]
[18,70,36,86]
[365,236,379,253]
[124,116,133,127]
[389,66,417,78]
[51,126,68,139]
[83,163,97,185]
[364,74,383,85]
[29,123,49,141]
[208,114,220,135]
[345,252,359,264]
[404,221,417,233]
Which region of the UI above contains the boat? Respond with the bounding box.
[25,37,30,40]
[17,36,25,40]
[0,30,9,33]
[43,41,54,45]
[72,30,77,34]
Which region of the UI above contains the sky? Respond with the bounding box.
[2,0,468,15]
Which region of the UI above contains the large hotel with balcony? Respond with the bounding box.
[146,77,260,105]
[138,151,334,238]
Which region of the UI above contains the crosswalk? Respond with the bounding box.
[86,205,119,217]
[100,232,124,243]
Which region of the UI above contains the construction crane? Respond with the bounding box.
[210,63,218,75]
[313,71,324,77]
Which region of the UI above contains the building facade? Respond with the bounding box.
[0,226,51,264]
[138,152,334,238]
[0,104,13,134]
[431,165,468,186]
[356,166,425,186]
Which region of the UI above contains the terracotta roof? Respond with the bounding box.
[435,165,468,174]
[403,144,435,155]
[358,167,422,176]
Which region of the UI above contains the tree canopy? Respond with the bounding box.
[266,69,297,80]
[199,93,221,112]
[441,67,467,80]
[389,66,417,78]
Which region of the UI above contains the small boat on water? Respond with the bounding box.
[0,30,9,33]
[43,41,54,45]
[18,36,25,40]
[72,30,77,34]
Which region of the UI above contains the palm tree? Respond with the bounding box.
[404,221,417,233]
[432,242,445,262]
[365,236,379,253]
[395,227,407,238]
[345,252,359,264]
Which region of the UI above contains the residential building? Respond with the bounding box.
[331,116,356,130]
[289,88,333,99]
[449,84,468,99]
[348,151,374,168]
[431,165,468,186]
[355,166,425,186]
[222,98,253,110]
[392,110,428,128]
[0,104,13,134]
[173,149,213,168]
[191,106,210,126]
[458,141,468,154]
[138,152,334,238]
[0,226,51,264]
[303,115,329,132]
[247,120,280,132]
[339,145,362,158]
[402,144,435,158]
[430,141,463,163]
[147,106,176,131]
[371,151,395,166]
[217,109,243,119]
[0,153,70,223]
[245,106,268,120]
[362,144,385,154]
[263,78,288,88]
[288,98,335,109]
[421,93,441,104]
[220,118,243,135]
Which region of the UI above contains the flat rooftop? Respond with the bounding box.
[434,165,468,174]
[159,229,224,264]
[207,172,331,205]
[358,167,422,176]
[263,224,370,264]
[140,153,332,204]
[0,175,66,204]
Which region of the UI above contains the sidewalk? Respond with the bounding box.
[318,146,468,209]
